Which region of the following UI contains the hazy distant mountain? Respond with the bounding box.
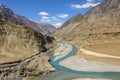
[55,0,120,43]
[37,22,56,35]
[14,15,56,34]
[0,4,56,34]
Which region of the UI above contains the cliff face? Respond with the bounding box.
[55,0,120,44]
[0,4,56,80]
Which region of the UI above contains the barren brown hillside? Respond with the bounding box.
[55,0,120,43]
[0,8,55,63]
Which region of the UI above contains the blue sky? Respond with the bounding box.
[0,0,104,28]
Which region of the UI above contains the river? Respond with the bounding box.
[36,41,120,80]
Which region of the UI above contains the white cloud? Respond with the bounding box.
[38,12,49,16]
[41,16,49,20]
[40,16,51,22]
[53,22,63,28]
[38,12,50,22]
[51,17,58,21]
[71,1,100,9]
[58,14,69,18]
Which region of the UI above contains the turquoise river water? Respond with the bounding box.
[36,42,120,80]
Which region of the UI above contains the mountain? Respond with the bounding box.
[54,14,83,38]
[55,0,120,44]
[0,4,56,34]
[53,0,120,65]
[15,15,56,34]
[0,3,56,63]
[38,22,56,35]
[0,3,56,79]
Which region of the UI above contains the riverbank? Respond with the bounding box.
[70,41,120,65]
[53,41,120,72]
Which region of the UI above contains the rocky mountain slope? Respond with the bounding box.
[0,15,55,63]
[54,14,83,38]
[0,3,56,80]
[0,4,56,34]
[55,0,120,45]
